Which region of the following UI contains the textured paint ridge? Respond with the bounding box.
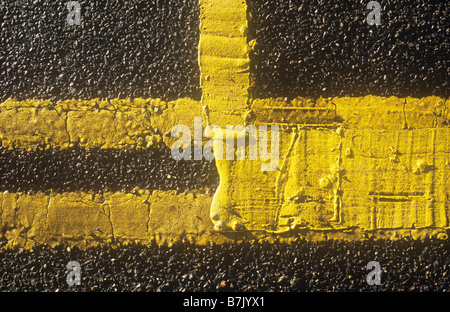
[198,0,449,239]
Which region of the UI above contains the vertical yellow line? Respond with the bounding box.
[198,0,250,128]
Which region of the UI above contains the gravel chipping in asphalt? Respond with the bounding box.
[0,0,448,296]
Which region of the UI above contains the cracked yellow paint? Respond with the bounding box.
[0,97,201,150]
[208,96,449,238]
[0,189,226,249]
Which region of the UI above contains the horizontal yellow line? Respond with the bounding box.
[252,95,449,129]
[0,188,216,249]
[0,97,201,151]
[1,96,447,151]
[2,188,447,250]
[269,107,332,111]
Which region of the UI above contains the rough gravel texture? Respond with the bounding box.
[0,238,449,292]
[0,146,219,193]
[0,0,201,102]
[249,0,449,99]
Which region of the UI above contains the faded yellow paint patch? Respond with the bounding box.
[0,98,201,150]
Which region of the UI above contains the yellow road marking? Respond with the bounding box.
[0,0,449,248]
[1,189,220,249]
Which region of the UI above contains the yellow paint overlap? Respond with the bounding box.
[196,0,449,240]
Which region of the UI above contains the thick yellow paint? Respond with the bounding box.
[197,0,450,240]
[209,95,449,239]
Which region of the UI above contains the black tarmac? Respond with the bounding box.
[1,0,449,296]
[0,238,449,292]
[249,0,449,99]
[0,146,219,193]
[0,0,201,102]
